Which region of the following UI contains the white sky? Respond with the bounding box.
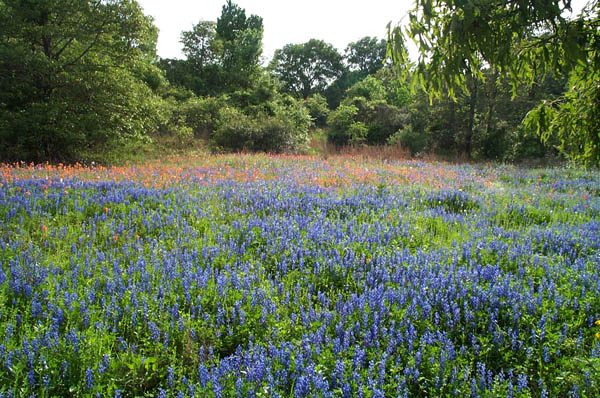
[138,0,589,63]
[138,0,413,63]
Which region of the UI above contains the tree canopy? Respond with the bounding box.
[181,20,220,70]
[168,1,264,96]
[269,39,345,98]
[389,0,600,166]
[0,0,164,161]
[215,0,263,92]
[345,36,388,76]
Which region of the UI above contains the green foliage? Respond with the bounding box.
[345,36,388,76]
[328,75,408,146]
[375,67,412,107]
[173,20,223,96]
[175,96,229,138]
[215,0,263,93]
[162,1,263,97]
[391,65,567,161]
[388,124,431,155]
[327,103,359,146]
[368,101,409,144]
[524,65,600,166]
[322,36,390,108]
[345,76,386,101]
[227,73,281,115]
[269,39,345,98]
[0,0,165,162]
[389,0,600,166]
[347,122,369,145]
[212,107,257,151]
[157,58,196,91]
[304,94,330,128]
[213,95,310,153]
[181,20,220,69]
[323,70,363,109]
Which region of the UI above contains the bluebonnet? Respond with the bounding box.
[148,321,160,342]
[98,354,110,374]
[198,363,209,387]
[568,384,580,398]
[167,366,174,388]
[294,375,310,398]
[27,369,35,388]
[85,367,94,389]
[516,374,528,392]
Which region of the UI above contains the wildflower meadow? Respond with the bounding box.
[0,155,599,397]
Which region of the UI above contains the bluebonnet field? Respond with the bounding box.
[0,155,599,397]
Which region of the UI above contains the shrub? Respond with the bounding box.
[348,122,369,145]
[367,101,408,144]
[176,96,229,138]
[270,95,311,151]
[327,97,407,146]
[345,75,386,101]
[388,124,432,155]
[327,103,359,146]
[212,95,310,153]
[213,107,258,151]
[304,94,330,128]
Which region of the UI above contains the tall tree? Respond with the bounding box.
[0,0,164,161]
[174,20,223,95]
[161,2,263,96]
[345,36,388,77]
[215,0,263,92]
[269,39,345,98]
[181,20,220,71]
[389,0,600,166]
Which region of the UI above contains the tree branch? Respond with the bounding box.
[60,17,109,70]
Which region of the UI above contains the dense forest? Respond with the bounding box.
[0,0,598,166]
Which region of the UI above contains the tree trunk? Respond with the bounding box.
[485,69,499,138]
[448,98,456,152]
[465,76,478,159]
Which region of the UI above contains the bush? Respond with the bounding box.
[212,95,310,153]
[368,101,408,144]
[304,94,330,128]
[325,74,409,147]
[347,122,369,145]
[0,65,169,162]
[212,107,258,151]
[327,96,407,146]
[271,95,311,151]
[345,75,386,101]
[374,67,412,107]
[228,73,280,115]
[327,104,359,146]
[175,96,229,138]
[388,124,432,155]
[508,125,555,162]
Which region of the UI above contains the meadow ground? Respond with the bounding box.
[0,154,599,397]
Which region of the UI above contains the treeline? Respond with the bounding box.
[0,0,585,164]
